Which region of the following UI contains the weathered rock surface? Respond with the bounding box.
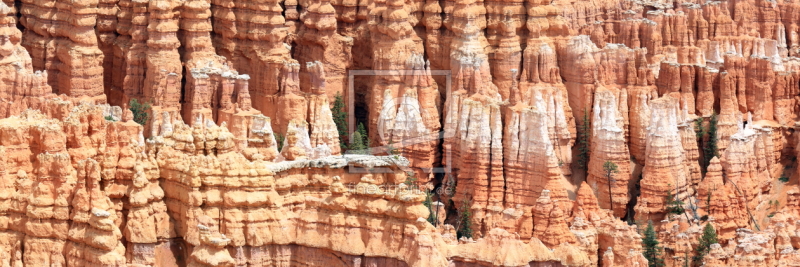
[1,0,800,265]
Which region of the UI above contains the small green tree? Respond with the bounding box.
[104,115,115,122]
[706,187,712,210]
[423,190,437,226]
[387,142,399,155]
[666,188,686,215]
[642,221,666,267]
[129,99,151,126]
[603,161,619,212]
[457,198,473,239]
[694,117,705,139]
[357,122,369,148]
[332,93,349,151]
[345,122,371,154]
[404,171,417,186]
[275,133,285,151]
[692,223,718,266]
[350,130,365,152]
[683,252,690,267]
[701,113,719,171]
[576,109,591,171]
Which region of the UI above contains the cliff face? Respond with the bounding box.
[1,0,800,264]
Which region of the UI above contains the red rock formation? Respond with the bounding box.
[441,3,504,238]
[307,62,342,156]
[368,0,440,181]
[96,0,118,96]
[722,117,761,210]
[570,216,599,265]
[716,60,744,153]
[515,38,576,178]
[627,85,656,164]
[0,3,52,118]
[489,14,522,101]
[111,0,148,105]
[144,0,181,110]
[658,220,700,267]
[704,173,750,241]
[635,95,691,223]
[66,159,126,266]
[1,0,800,265]
[702,243,729,267]
[187,217,235,266]
[503,104,568,238]
[274,61,307,137]
[20,0,105,101]
[211,0,293,121]
[559,35,600,122]
[533,190,576,247]
[678,108,702,191]
[730,229,778,266]
[586,88,631,217]
[294,0,352,98]
[595,219,649,267]
[573,181,611,224]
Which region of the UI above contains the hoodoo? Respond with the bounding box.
[0,0,798,265]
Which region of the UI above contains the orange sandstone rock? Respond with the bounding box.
[635,95,691,223]
[586,88,632,217]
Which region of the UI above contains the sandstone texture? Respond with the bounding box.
[0,0,799,265]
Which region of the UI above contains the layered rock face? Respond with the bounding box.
[0,2,52,117]
[2,0,800,264]
[19,0,105,101]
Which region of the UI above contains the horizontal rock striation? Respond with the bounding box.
[0,0,800,265]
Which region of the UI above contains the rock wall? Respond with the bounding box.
[0,0,800,265]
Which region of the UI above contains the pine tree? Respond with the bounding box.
[357,122,369,148]
[404,171,417,186]
[276,133,285,151]
[129,98,151,126]
[350,131,365,152]
[603,161,619,211]
[694,117,706,174]
[332,92,349,151]
[386,142,399,155]
[692,223,718,266]
[666,188,686,215]
[642,221,665,267]
[694,117,705,139]
[576,109,591,171]
[457,198,473,239]
[702,112,719,170]
[423,190,437,226]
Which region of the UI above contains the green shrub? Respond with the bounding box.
[129,99,151,126]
